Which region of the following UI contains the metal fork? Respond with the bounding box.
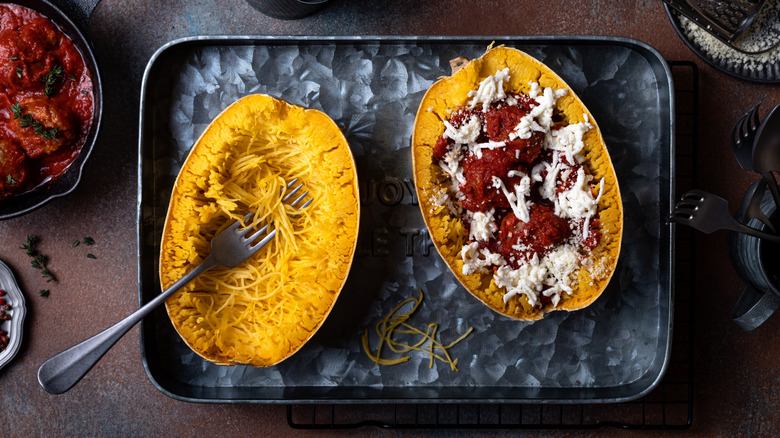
[669,189,780,244]
[736,179,777,233]
[729,95,766,170]
[37,179,311,394]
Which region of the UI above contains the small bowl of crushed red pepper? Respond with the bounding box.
[0,260,26,370]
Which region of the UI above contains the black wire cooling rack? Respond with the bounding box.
[286,61,698,430]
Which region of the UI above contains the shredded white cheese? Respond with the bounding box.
[443,115,481,144]
[434,68,603,308]
[467,67,510,111]
[461,242,505,275]
[491,175,531,222]
[468,209,498,242]
[549,114,591,165]
[495,244,581,307]
[469,140,507,159]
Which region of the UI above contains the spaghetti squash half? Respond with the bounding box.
[160,94,359,367]
[412,46,622,321]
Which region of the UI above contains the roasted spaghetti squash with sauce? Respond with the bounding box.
[412,46,623,321]
[159,94,359,367]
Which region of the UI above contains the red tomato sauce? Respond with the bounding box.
[0,4,94,200]
[498,204,571,265]
[435,96,601,264]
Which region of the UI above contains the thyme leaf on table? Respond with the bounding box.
[20,235,56,283]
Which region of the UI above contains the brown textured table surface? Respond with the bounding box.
[1,0,778,436]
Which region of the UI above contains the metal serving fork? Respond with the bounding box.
[729,95,766,171]
[37,179,311,394]
[670,189,780,244]
[736,179,776,233]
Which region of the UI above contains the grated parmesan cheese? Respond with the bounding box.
[677,1,780,73]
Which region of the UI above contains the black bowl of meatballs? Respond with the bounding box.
[0,0,102,220]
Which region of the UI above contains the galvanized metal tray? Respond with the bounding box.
[137,36,675,404]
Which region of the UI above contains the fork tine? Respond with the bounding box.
[280,177,312,211]
[732,96,765,145]
[226,220,244,233]
[672,210,695,219]
[240,177,313,244]
[249,229,277,250]
[732,111,750,144]
[234,213,257,237]
[290,190,310,208]
[674,200,700,210]
[298,197,314,210]
[226,213,253,235]
[680,193,704,202]
[740,112,751,140]
[245,222,272,243]
[748,105,761,133]
[283,183,303,202]
[741,106,758,140]
[749,95,767,131]
[671,207,694,217]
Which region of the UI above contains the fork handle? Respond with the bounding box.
[761,171,780,214]
[37,258,216,395]
[730,220,780,245]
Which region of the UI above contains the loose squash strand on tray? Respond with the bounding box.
[362,289,473,371]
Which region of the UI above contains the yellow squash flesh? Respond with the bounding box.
[159,94,359,367]
[412,46,623,321]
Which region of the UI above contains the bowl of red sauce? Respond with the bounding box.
[0,1,101,219]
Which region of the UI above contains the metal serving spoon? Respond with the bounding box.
[752,103,780,211]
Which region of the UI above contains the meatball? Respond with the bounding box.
[0,18,60,90]
[459,149,513,212]
[483,105,544,164]
[0,139,29,198]
[498,204,570,265]
[12,97,76,158]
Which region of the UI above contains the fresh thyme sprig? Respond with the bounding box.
[33,120,57,140]
[19,234,36,257]
[10,102,24,120]
[10,103,58,140]
[41,65,64,97]
[20,235,56,283]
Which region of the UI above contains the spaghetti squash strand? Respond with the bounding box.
[362,290,472,371]
[161,94,358,366]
